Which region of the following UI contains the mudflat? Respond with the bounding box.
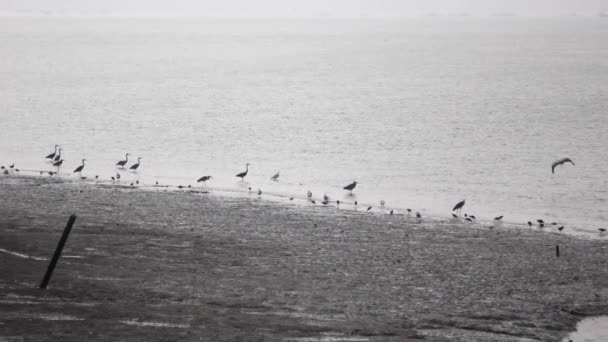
[0,176,606,341]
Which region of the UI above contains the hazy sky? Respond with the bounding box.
[1,0,607,17]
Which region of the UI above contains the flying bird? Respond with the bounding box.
[343,181,357,193]
[494,216,503,221]
[452,200,465,214]
[552,158,575,174]
[236,163,250,181]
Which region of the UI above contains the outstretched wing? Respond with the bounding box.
[552,158,575,173]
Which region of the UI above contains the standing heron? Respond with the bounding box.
[197,175,212,187]
[343,181,357,194]
[45,145,59,160]
[236,163,250,181]
[53,149,62,162]
[73,159,86,174]
[552,158,575,174]
[452,199,465,214]
[116,153,130,168]
[129,157,142,171]
[270,172,279,181]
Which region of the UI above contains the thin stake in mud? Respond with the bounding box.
[556,245,560,258]
[40,214,77,289]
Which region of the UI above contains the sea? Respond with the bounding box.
[1,16,607,237]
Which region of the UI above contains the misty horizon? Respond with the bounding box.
[1,0,607,18]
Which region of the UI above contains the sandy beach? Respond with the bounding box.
[0,175,606,341]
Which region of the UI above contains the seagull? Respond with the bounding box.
[494,216,503,221]
[270,172,279,181]
[552,158,575,174]
[452,200,465,214]
[343,181,357,193]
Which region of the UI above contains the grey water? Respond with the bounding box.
[1,17,608,237]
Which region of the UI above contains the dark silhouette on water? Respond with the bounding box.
[527,221,533,227]
[53,149,62,162]
[45,145,59,160]
[452,199,465,214]
[343,181,357,193]
[236,163,250,181]
[552,158,575,174]
[73,159,85,174]
[197,176,212,187]
[129,157,141,171]
[452,214,458,218]
[116,153,130,168]
[270,172,279,181]
[494,216,503,221]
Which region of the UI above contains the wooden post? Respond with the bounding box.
[555,245,560,258]
[40,215,77,289]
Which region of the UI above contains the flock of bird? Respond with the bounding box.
[2,145,605,234]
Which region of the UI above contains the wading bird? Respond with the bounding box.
[343,181,357,193]
[271,172,279,181]
[73,159,86,174]
[452,199,465,214]
[53,149,62,162]
[236,163,250,181]
[197,175,212,187]
[129,157,142,171]
[552,158,575,174]
[53,159,63,168]
[45,145,59,160]
[116,153,130,168]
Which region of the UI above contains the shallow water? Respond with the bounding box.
[562,316,608,342]
[1,17,608,234]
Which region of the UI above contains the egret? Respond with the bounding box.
[45,145,59,160]
[271,172,279,181]
[73,159,86,174]
[53,149,62,162]
[343,181,357,193]
[236,163,250,181]
[129,157,141,171]
[452,200,465,214]
[197,175,212,187]
[552,158,575,174]
[116,153,130,168]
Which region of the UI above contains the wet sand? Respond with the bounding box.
[0,175,606,341]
